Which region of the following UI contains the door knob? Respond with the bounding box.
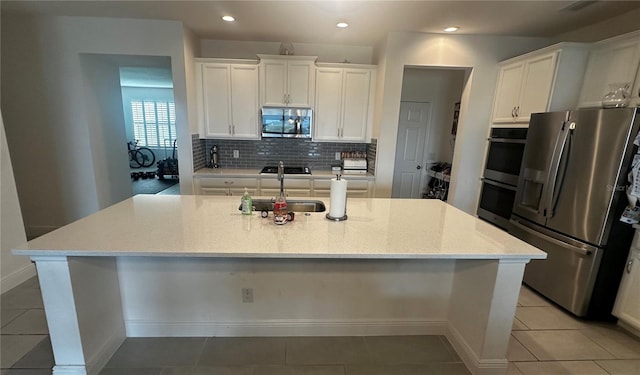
[416,165,422,170]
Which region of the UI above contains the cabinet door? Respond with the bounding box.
[314,68,343,141]
[492,62,525,123]
[578,39,640,108]
[614,250,640,331]
[517,52,558,122]
[340,69,372,141]
[230,65,260,139]
[201,187,229,196]
[287,61,314,107]
[262,60,287,106]
[200,64,232,137]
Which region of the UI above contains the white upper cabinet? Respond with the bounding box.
[578,31,640,108]
[491,43,589,127]
[493,52,558,124]
[196,60,260,140]
[492,62,526,123]
[314,65,376,143]
[258,55,317,107]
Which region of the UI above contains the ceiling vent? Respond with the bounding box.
[561,0,599,12]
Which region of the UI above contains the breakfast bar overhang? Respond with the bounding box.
[13,195,546,375]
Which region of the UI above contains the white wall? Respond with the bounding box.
[1,111,35,292]
[1,15,195,238]
[117,257,455,337]
[372,32,550,214]
[201,40,373,64]
[400,68,465,164]
[80,55,134,210]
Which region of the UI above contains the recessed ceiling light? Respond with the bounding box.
[444,26,459,33]
[336,22,349,28]
[222,15,235,22]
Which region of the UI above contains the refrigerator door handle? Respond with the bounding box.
[542,121,570,216]
[548,123,575,218]
[510,217,595,256]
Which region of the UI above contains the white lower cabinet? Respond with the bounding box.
[260,178,312,198]
[613,232,640,336]
[195,177,258,196]
[194,175,374,198]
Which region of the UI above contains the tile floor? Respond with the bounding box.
[2,276,640,374]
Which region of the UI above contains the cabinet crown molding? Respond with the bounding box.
[257,54,318,62]
[593,29,640,47]
[195,58,259,65]
[499,42,589,65]
[316,62,377,69]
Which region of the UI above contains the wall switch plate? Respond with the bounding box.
[242,288,253,303]
[335,152,341,160]
[233,150,239,158]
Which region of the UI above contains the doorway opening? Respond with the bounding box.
[391,67,465,199]
[119,63,180,195]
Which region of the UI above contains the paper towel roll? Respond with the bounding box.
[329,178,348,218]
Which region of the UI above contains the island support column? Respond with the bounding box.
[32,256,126,375]
[447,259,528,375]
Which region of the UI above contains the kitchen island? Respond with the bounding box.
[13,195,546,375]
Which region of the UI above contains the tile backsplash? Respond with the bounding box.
[192,135,376,173]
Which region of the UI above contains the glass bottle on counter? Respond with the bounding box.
[273,192,288,225]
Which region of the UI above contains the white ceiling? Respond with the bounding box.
[3,1,640,47]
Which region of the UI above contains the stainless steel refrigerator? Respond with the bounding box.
[510,107,640,319]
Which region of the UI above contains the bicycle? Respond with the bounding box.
[127,140,156,169]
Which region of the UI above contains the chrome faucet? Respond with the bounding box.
[277,161,285,197]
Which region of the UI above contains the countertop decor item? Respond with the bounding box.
[327,175,348,221]
[602,82,630,108]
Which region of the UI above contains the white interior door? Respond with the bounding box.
[392,102,431,198]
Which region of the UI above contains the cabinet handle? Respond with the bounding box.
[627,258,634,274]
[228,125,232,135]
[232,125,236,135]
[516,106,520,117]
[511,107,516,118]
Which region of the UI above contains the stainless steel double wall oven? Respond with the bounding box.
[477,128,528,231]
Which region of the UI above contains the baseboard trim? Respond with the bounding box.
[446,324,508,375]
[1,263,36,293]
[125,318,448,337]
[52,365,87,375]
[85,331,126,375]
[618,320,640,340]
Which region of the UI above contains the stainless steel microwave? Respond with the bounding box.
[261,107,312,138]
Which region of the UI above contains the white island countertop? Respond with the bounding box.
[14,195,546,260]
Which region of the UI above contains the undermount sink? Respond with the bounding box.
[239,199,326,213]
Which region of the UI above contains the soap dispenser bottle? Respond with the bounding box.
[241,188,253,215]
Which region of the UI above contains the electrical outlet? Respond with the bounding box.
[233,150,240,158]
[335,152,341,160]
[242,288,253,303]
